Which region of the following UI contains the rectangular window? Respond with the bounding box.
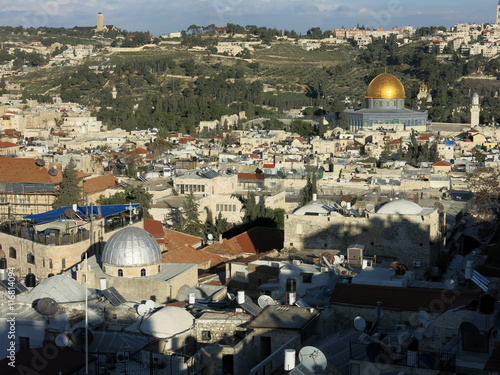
[62,258,66,269]
[201,331,211,341]
[234,271,246,280]
[301,273,313,283]
[27,253,35,264]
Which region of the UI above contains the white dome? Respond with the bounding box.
[376,199,423,215]
[25,275,88,303]
[293,203,339,216]
[102,226,161,267]
[140,307,194,338]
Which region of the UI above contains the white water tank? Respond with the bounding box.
[99,278,107,290]
[284,349,296,371]
[237,291,245,304]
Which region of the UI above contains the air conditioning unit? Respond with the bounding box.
[116,352,129,362]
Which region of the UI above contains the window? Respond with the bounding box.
[141,268,146,277]
[301,273,313,283]
[61,258,66,269]
[118,269,123,277]
[9,247,16,259]
[201,331,211,341]
[234,271,245,280]
[27,253,35,264]
[158,265,161,273]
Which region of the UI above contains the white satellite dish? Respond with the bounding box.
[340,201,347,208]
[333,255,342,265]
[354,316,367,332]
[137,304,149,317]
[55,334,69,347]
[258,295,276,309]
[207,233,214,241]
[145,300,155,310]
[366,203,375,212]
[298,346,328,373]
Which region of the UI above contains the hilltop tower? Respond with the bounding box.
[471,92,480,126]
[96,12,104,32]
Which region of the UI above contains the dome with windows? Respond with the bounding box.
[102,226,161,268]
[366,73,406,99]
[376,199,423,215]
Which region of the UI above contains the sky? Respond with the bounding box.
[0,0,495,36]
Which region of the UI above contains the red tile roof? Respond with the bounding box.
[263,164,275,168]
[237,173,265,180]
[162,245,222,268]
[143,218,165,244]
[163,228,202,250]
[330,283,480,311]
[132,147,149,154]
[83,174,118,195]
[432,160,451,167]
[0,157,62,184]
[0,142,17,148]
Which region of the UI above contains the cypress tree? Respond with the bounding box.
[52,158,82,208]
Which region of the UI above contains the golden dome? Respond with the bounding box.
[366,73,406,99]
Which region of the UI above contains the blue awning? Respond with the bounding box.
[24,204,141,224]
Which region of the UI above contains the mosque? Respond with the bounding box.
[346,72,429,132]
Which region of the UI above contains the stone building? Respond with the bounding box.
[284,200,445,270]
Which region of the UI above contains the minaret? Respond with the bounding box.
[96,12,104,32]
[497,1,500,24]
[471,92,480,126]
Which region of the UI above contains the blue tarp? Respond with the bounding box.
[24,204,141,224]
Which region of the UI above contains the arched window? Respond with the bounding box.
[141,268,146,277]
[9,247,16,259]
[158,265,161,273]
[118,269,123,277]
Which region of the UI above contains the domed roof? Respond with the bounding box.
[102,226,161,267]
[25,275,88,303]
[366,73,406,99]
[293,203,341,216]
[376,199,423,215]
[140,306,194,338]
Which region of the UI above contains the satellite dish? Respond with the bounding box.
[340,201,347,208]
[433,201,445,213]
[64,208,76,219]
[366,203,375,212]
[444,279,455,290]
[35,159,45,166]
[137,304,148,316]
[55,334,69,347]
[258,295,276,309]
[207,233,214,241]
[298,346,328,373]
[333,255,342,265]
[354,316,367,332]
[145,300,155,310]
[48,168,58,176]
[36,297,59,317]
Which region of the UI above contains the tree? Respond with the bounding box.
[172,192,203,237]
[52,159,83,208]
[96,185,153,218]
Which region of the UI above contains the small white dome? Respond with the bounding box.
[140,307,194,338]
[102,226,161,267]
[25,275,88,303]
[376,199,423,215]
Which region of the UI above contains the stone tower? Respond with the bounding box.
[471,92,480,126]
[96,12,104,32]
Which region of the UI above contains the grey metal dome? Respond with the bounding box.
[102,226,161,267]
